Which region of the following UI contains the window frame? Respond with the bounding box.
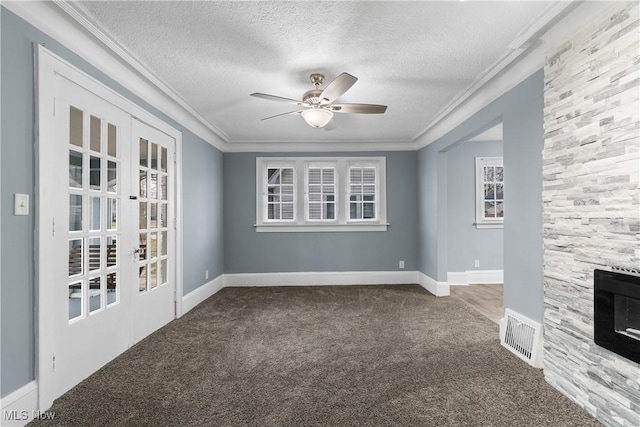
[261,160,297,224]
[346,160,381,223]
[475,156,504,229]
[304,161,338,223]
[255,157,387,232]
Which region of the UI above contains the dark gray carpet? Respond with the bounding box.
[30,285,601,426]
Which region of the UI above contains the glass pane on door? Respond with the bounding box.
[67,105,122,321]
[107,123,117,157]
[89,276,102,313]
[69,107,83,147]
[68,280,83,321]
[137,137,170,294]
[69,151,83,188]
[90,115,101,153]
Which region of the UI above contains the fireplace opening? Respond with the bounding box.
[614,294,640,341]
[594,269,640,364]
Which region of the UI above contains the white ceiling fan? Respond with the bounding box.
[251,72,387,129]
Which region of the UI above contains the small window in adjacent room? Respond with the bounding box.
[255,157,387,232]
[475,157,503,229]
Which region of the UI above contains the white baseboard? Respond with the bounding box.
[223,271,418,287]
[417,272,450,296]
[469,269,503,284]
[447,270,503,286]
[447,271,468,285]
[0,381,39,426]
[181,274,224,315]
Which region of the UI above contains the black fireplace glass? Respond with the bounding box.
[614,294,640,341]
[594,269,640,364]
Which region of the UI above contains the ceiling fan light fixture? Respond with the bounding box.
[252,71,386,130]
[301,108,333,128]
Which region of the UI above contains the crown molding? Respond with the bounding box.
[539,1,623,48]
[411,45,529,143]
[415,41,547,150]
[223,140,418,153]
[3,0,228,151]
[53,1,231,143]
[413,0,577,148]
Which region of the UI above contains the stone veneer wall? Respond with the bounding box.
[542,2,640,426]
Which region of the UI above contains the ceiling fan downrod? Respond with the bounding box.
[303,74,326,106]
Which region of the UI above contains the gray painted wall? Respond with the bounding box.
[502,75,544,322]
[182,136,225,294]
[224,152,418,273]
[417,147,439,279]
[417,70,544,322]
[1,8,224,397]
[445,140,503,273]
[1,6,36,400]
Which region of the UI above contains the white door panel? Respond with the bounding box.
[52,78,135,398]
[131,119,176,343]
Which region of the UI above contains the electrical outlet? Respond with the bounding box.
[399,260,405,269]
[205,270,209,280]
[474,260,480,268]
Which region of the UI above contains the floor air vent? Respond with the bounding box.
[500,309,543,368]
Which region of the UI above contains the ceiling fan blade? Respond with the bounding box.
[261,110,302,121]
[323,118,336,131]
[319,72,358,103]
[331,103,387,114]
[251,93,308,107]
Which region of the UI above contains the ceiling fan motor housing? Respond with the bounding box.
[303,89,324,106]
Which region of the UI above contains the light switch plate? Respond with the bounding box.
[14,193,29,216]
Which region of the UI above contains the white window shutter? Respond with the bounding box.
[307,166,336,221]
[348,166,376,220]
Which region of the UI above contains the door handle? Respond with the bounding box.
[133,248,140,260]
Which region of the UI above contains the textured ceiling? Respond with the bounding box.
[70,1,555,145]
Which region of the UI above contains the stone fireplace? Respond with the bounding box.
[542,2,639,426]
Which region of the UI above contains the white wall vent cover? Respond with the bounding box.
[500,309,543,368]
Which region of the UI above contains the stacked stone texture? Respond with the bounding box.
[543,2,639,426]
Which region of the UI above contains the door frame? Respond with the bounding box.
[35,45,184,410]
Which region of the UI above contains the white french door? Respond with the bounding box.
[131,119,176,343]
[39,72,177,403]
[50,77,135,398]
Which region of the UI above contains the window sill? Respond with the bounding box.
[474,222,504,229]
[255,223,389,233]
